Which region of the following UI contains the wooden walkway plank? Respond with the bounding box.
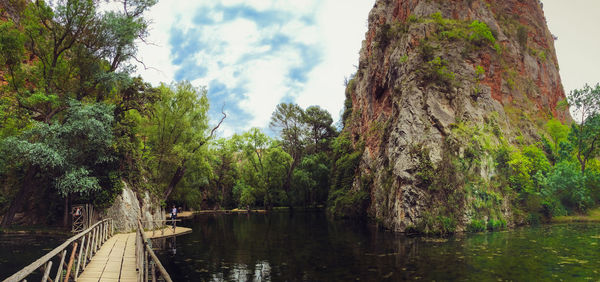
[78,233,136,281]
[146,226,192,239]
[78,227,190,281]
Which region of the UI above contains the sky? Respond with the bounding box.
[131,0,600,136]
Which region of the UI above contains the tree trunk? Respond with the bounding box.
[163,162,187,199]
[62,194,69,227]
[1,166,38,228]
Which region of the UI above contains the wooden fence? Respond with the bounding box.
[136,219,173,282]
[3,218,113,282]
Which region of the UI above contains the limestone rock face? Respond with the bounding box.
[344,0,569,231]
[101,182,163,232]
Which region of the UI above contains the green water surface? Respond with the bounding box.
[156,212,600,281]
[0,233,67,279]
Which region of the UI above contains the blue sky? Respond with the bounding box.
[132,0,600,135]
[133,0,374,136]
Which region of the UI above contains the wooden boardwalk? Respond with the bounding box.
[77,233,137,282]
[146,226,193,239]
[77,227,191,281]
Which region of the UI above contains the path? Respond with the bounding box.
[77,233,137,282]
[77,227,191,281]
[146,226,192,239]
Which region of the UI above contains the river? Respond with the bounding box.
[154,211,600,281]
[0,232,68,279]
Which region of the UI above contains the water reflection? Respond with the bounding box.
[0,233,68,280]
[156,212,600,281]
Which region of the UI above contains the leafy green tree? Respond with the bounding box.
[144,81,224,199]
[567,83,600,173]
[1,102,116,227]
[0,0,156,123]
[303,106,336,154]
[291,152,331,206]
[545,161,592,213]
[233,128,292,209]
[270,103,306,200]
[270,103,337,206]
[544,118,570,163]
[209,138,239,208]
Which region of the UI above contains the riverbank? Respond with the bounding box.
[552,208,600,223]
[0,226,72,236]
[166,209,268,219]
[167,206,325,219]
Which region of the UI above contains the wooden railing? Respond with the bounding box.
[3,218,113,282]
[140,219,181,237]
[136,219,173,282]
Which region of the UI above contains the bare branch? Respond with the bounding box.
[131,55,160,71]
[208,106,227,140]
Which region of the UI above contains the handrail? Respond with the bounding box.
[3,218,113,282]
[140,219,181,237]
[137,218,173,282]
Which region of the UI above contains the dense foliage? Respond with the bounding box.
[0,2,599,235]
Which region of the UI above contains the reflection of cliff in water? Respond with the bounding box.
[155,212,600,281]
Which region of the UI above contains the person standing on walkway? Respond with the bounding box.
[170,205,177,230]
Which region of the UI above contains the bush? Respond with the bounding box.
[546,161,593,213]
[467,219,486,232]
[423,56,456,88]
[486,218,506,231]
[468,20,495,46]
[328,189,370,218]
[414,212,456,235]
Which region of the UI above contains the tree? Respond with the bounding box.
[234,128,292,209]
[270,103,306,204]
[545,118,569,158]
[303,106,336,154]
[145,81,225,199]
[209,138,239,208]
[567,83,600,173]
[0,0,156,123]
[1,102,116,227]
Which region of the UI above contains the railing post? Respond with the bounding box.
[64,242,78,282]
[74,235,86,279]
[54,249,67,282]
[41,261,52,282]
[82,232,91,268]
[144,249,149,282]
[152,261,156,282]
[90,228,96,256]
[94,225,99,252]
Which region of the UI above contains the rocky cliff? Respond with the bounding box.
[100,182,164,232]
[338,0,570,232]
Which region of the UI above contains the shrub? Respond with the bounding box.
[419,40,437,61]
[545,161,593,212]
[423,56,456,88]
[487,218,506,231]
[468,20,495,46]
[413,146,435,189]
[467,219,486,232]
[475,65,485,79]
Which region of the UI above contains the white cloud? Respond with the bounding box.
[131,0,600,136]
[132,0,372,135]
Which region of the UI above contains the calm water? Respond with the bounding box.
[0,233,68,279]
[155,212,600,281]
